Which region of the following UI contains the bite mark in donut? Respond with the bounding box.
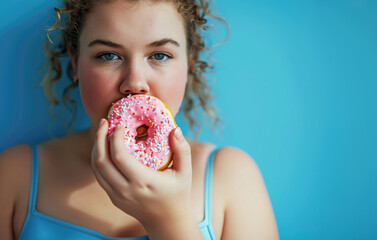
[135,124,149,142]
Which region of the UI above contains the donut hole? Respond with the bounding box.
[135,124,149,142]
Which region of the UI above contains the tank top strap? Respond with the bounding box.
[28,144,39,213]
[203,146,218,225]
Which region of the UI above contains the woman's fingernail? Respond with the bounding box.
[116,124,123,131]
[98,118,106,128]
[174,127,183,141]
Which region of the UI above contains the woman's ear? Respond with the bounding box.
[67,45,78,81]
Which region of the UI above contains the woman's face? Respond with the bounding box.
[71,0,188,128]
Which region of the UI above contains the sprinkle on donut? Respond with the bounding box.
[107,94,177,170]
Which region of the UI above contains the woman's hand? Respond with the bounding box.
[91,118,193,227]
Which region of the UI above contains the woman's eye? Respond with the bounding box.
[150,53,171,62]
[97,53,120,61]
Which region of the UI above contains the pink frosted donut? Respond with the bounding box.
[107,94,177,170]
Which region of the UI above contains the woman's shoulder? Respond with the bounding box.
[0,144,33,185]
[213,146,260,177]
[0,144,33,159]
[189,142,259,174]
[0,142,53,199]
[0,145,35,201]
[0,131,84,179]
[210,146,279,239]
[208,145,264,196]
[0,144,34,238]
[188,143,279,238]
[189,142,264,195]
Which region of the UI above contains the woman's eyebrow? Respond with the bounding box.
[88,39,123,48]
[87,38,180,48]
[147,38,180,48]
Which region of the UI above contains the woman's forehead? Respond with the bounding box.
[79,0,186,48]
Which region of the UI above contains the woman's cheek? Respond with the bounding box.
[78,69,117,121]
[158,64,188,116]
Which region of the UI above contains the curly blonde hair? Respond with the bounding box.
[42,0,224,136]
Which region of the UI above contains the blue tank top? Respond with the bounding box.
[19,145,217,240]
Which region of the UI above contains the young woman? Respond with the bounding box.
[0,0,279,239]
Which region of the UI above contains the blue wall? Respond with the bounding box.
[1,0,376,239]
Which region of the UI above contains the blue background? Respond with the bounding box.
[1,0,376,239]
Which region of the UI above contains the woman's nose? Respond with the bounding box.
[119,60,150,95]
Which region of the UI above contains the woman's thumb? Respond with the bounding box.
[169,127,192,174]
